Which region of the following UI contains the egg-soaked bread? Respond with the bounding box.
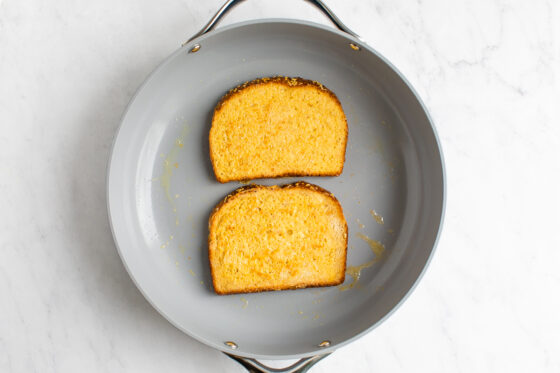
[209,77,348,183]
[208,182,348,295]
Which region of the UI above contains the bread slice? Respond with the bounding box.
[208,182,347,295]
[209,77,348,183]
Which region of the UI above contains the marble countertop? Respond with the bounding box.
[1,0,559,371]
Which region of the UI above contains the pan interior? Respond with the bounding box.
[108,20,444,359]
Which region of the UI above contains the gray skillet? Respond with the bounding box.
[107,0,446,371]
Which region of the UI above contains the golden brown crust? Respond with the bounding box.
[208,182,348,295]
[212,280,344,296]
[213,170,345,184]
[209,77,348,183]
[215,77,341,111]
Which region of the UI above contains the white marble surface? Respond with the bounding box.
[1,0,559,371]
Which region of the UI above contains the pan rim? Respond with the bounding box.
[106,18,446,360]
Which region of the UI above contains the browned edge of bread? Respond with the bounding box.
[209,76,349,183]
[208,181,348,295]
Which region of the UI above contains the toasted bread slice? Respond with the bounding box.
[209,77,348,183]
[208,182,347,295]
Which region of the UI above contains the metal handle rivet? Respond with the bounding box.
[349,43,361,51]
[318,340,331,348]
[190,44,201,53]
[225,341,238,349]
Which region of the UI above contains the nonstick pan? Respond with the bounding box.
[107,0,446,371]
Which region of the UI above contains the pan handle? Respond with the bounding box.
[184,0,360,45]
[225,352,330,373]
